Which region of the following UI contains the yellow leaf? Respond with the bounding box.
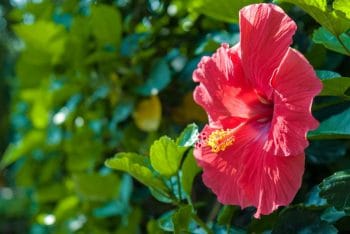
[133,95,161,132]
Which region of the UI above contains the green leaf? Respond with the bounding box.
[316,70,350,97]
[308,107,350,139]
[20,85,53,129]
[333,0,350,19]
[65,127,102,172]
[90,5,122,48]
[36,183,67,203]
[306,140,347,164]
[15,51,52,87]
[116,207,142,234]
[105,153,170,194]
[305,186,327,207]
[319,170,350,214]
[176,123,199,147]
[0,130,45,168]
[313,27,350,55]
[181,149,201,198]
[13,21,67,87]
[316,70,342,79]
[247,212,279,233]
[321,207,346,223]
[150,136,186,178]
[278,0,350,35]
[147,219,165,234]
[172,205,193,234]
[158,210,176,232]
[217,206,238,226]
[73,173,120,201]
[272,206,338,234]
[189,0,262,23]
[136,59,171,96]
[13,21,67,64]
[53,196,79,221]
[149,187,173,204]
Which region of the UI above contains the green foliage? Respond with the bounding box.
[1,130,45,168]
[309,107,350,139]
[73,173,120,201]
[90,5,122,49]
[217,205,238,226]
[181,149,201,199]
[136,59,171,96]
[317,70,350,97]
[189,0,263,23]
[105,152,169,194]
[150,136,185,178]
[273,206,338,233]
[313,27,350,55]
[319,171,350,214]
[277,0,350,35]
[176,123,199,147]
[1,0,350,233]
[333,0,350,19]
[172,205,193,234]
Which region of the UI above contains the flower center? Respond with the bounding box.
[207,129,235,153]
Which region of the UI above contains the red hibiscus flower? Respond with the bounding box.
[193,3,322,218]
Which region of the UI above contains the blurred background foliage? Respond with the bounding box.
[0,0,350,233]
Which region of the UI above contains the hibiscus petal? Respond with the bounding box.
[193,44,269,123]
[240,149,304,218]
[193,44,244,122]
[264,48,322,156]
[239,3,297,98]
[194,122,304,218]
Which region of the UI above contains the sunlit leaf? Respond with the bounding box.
[13,20,67,64]
[333,0,350,19]
[105,152,170,195]
[150,136,186,178]
[0,130,45,168]
[90,5,122,48]
[176,123,198,147]
[189,0,262,23]
[54,196,79,221]
[278,0,350,35]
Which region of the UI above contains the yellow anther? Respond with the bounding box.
[207,129,235,153]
